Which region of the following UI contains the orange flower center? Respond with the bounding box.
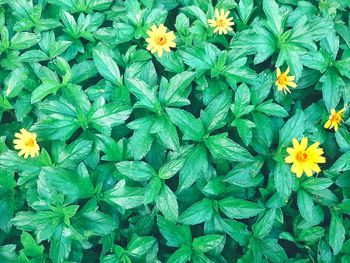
[330,113,341,123]
[277,74,287,86]
[216,19,225,27]
[296,151,308,162]
[156,35,167,45]
[25,138,35,147]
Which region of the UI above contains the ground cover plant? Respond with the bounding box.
[0,0,350,262]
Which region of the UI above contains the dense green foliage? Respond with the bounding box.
[0,0,350,262]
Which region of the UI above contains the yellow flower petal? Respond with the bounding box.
[13,128,40,158]
[287,81,297,88]
[300,137,308,151]
[145,24,176,57]
[208,9,234,35]
[285,137,326,178]
[324,120,331,129]
[285,66,290,75]
[292,138,300,149]
[276,68,281,77]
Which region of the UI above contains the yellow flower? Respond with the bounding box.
[145,24,176,57]
[324,108,345,132]
[284,137,326,178]
[13,128,40,158]
[275,67,297,94]
[208,9,235,35]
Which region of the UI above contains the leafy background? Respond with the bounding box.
[0,0,350,262]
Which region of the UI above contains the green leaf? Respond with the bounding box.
[221,219,251,245]
[0,245,17,262]
[205,133,253,162]
[297,189,314,221]
[116,161,157,181]
[219,197,264,219]
[166,108,205,142]
[125,78,161,112]
[238,0,254,24]
[97,135,124,162]
[144,177,162,205]
[49,224,71,263]
[192,234,224,253]
[179,198,214,225]
[297,226,325,243]
[103,180,144,209]
[160,71,196,107]
[167,246,192,263]
[235,119,256,146]
[128,128,154,161]
[274,162,293,197]
[151,115,180,151]
[0,150,42,175]
[329,211,345,255]
[156,51,185,73]
[71,60,98,84]
[127,235,156,257]
[93,45,121,85]
[19,49,50,62]
[178,144,208,192]
[231,83,252,118]
[200,91,232,133]
[179,45,214,70]
[158,158,185,180]
[276,43,305,79]
[255,100,288,117]
[54,139,93,168]
[0,169,15,233]
[251,113,273,155]
[89,100,132,133]
[31,82,61,104]
[279,110,305,147]
[320,69,343,111]
[251,71,273,105]
[192,252,213,263]
[263,0,283,36]
[224,64,258,85]
[39,164,94,203]
[11,32,40,50]
[20,231,44,258]
[4,66,27,98]
[335,56,350,79]
[224,160,263,187]
[328,152,350,173]
[74,208,117,236]
[253,209,276,239]
[157,216,192,247]
[301,178,333,192]
[258,238,287,263]
[156,184,178,222]
[231,25,276,64]
[181,6,207,27]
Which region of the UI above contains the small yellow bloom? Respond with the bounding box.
[284,137,326,178]
[145,24,176,57]
[13,128,40,158]
[275,67,297,94]
[324,108,345,132]
[208,9,235,35]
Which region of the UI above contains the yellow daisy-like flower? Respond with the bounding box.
[324,108,345,132]
[145,24,176,57]
[275,67,297,94]
[13,128,40,158]
[208,9,235,35]
[284,137,326,178]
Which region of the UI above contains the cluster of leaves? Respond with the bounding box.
[0,0,350,262]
